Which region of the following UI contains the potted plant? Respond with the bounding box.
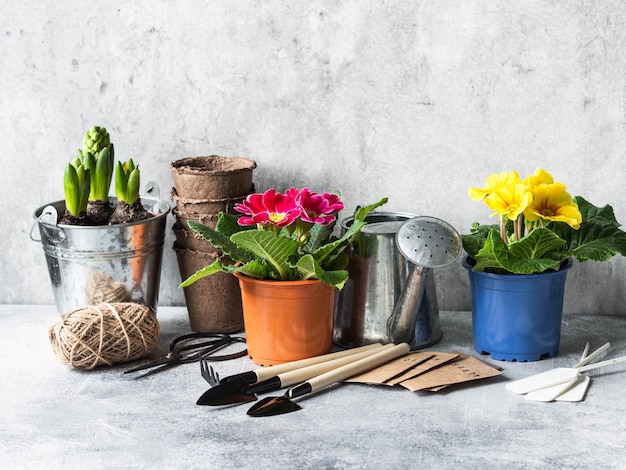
[180,187,388,365]
[462,168,626,361]
[32,126,170,313]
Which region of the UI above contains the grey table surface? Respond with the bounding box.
[1,305,625,470]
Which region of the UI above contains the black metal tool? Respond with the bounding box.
[123,333,247,374]
[196,343,389,406]
[247,343,410,417]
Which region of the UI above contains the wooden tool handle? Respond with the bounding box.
[302,343,411,394]
[276,343,395,387]
[254,343,383,382]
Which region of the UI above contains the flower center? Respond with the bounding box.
[269,212,285,223]
[541,208,555,217]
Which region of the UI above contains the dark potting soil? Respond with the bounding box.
[57,200,153,226]
[108,200,153,224]
[86,200,115,225]
[58,211,91,225]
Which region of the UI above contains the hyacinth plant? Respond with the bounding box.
[180,188,388,289]
[109,158,152,224]
[462,168,626,274]
[75,126,115,224]
[62,160,91,223]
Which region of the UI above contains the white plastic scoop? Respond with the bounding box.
[506,343,626,400]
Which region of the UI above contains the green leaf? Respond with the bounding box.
[295,254,348,289]
[63,163,80,216]
[354,197,389,222]
[178,259,223,287]
[507,227,566,260]
[187,219,254,263]
[472,228,562,274]
[230,230,300,280]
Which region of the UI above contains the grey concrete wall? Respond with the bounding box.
[3,1,626,314]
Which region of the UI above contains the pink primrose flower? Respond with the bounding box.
[234,189,301,228]
[289,187,344,226]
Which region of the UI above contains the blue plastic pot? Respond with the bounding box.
[463,256,572,362]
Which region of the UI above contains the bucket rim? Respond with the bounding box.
[32,196,171,229]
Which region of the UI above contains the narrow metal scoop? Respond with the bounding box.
[387,216,461,345]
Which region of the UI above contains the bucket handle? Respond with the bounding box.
[144,181,161,200]
[30,205,67,244]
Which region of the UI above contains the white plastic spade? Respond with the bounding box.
[506,343,626,402]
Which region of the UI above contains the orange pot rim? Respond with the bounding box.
[233,272,329,287]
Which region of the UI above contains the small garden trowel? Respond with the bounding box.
[196,343,385,406]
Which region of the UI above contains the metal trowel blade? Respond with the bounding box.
[196,379,256,406]
[247,396,302,417]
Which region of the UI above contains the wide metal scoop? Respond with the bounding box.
[387,216,461,345]
[247,343,411,417]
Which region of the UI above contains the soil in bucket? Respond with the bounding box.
[174,245,243,333]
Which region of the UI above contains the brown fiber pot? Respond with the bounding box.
[171,155,256,199]
[172,223,219,253]
[234,273,336,366]
[174,246,243,333]
[170,187,248,215]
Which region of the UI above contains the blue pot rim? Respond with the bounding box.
[462,254,573,279]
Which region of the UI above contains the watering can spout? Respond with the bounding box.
[387,265,428,344]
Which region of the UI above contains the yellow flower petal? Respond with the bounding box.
[523,168,554,189]
[524,182,581,229]
[484,183,532,220]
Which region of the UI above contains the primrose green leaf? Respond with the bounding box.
[187,219,253,263]
[230,230,300,280]
[179,259,224,287]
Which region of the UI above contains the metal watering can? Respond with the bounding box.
[334,212,461,349]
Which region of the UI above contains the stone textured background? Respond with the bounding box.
[2,1,626,314]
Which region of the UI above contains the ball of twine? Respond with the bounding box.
[49,302,159,370]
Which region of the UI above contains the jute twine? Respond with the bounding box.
[87,270,131,304]
[48,302,159,370]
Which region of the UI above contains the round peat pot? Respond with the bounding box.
[170,155,256,199]
[31,189,170,314]
[463,256,572,362]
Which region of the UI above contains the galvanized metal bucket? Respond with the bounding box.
[30,183,170,313]
[333,212,441,349]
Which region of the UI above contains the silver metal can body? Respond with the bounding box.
[334,212,441,349]
[32,195,170,314]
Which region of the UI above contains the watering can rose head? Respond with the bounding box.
[462,168,626,274]
[179,188,388,289]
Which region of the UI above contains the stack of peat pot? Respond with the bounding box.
[170,155,257,333]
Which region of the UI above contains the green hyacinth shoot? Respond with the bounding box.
[63,159,91,217]
[76,126,114,202]
[115,158,141,205]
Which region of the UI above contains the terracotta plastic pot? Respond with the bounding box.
[170,155,256,199]
[234,273,336,366]
[174,246,243,333]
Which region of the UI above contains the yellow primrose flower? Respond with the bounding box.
[524,183,582,229]
[484,182,532,221]
[468,171,521,201]
[523,168,554,189]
